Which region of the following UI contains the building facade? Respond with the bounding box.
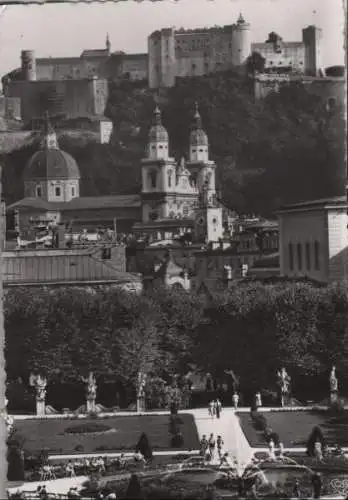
[148,14,252,88]
[251,26,323,76]
[136,103,224,242]
[277,197,348,284]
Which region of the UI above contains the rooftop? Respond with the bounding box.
[7,194,142,212]
[2,248,141,287]
[277,196,348,213]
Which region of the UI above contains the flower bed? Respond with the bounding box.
[14,414,199,455]
[238,409,348,448]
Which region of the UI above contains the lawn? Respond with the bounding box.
[14,414,199,455]
[237,410,348,448]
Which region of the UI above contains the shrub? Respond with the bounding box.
[125,473,143,499]
[171,433,184,448]
[7,446,25,481]
[135,433,153,461]
[75,444,84,452]
[64,422,111,434]
[251,412,268,431]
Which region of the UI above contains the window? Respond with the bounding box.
[297,243,302,271]
[55,186,61,197]
[288,243,294,271]
[36,186,42,197]
[314,240,320,270]
[102,247,111,260]
[305,242,311,271]
[71,186,75,197]
[168,171,172,188]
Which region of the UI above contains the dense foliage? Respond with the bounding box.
[5,281,348,410]
[1,72,345,215]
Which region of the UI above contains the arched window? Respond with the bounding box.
[36,185,42,197]
[148,170,157,189]
[305,242,311,271]
[288,242,294,271]
[314,240,320,270]
[297,243,302,271]
[55,186,61,197]
[168,170,172,188]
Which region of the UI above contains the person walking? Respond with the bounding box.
[232,392,239,410]
[208,433,216,461]
[216,435,224,459]
[208,400,215,418]
[293,479,301,498]
[200,435,208,457]
[215,399,222,419]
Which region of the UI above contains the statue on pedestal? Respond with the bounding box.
[277,368,291,407]
[137,371,147,413]
[29,374,47,417]
[4,397,14,435]
[85,372,97,414]
[329,366,338,403]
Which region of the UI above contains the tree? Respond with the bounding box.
[246,52,266,75]
[135,433,153,461]
[125,473,143,499]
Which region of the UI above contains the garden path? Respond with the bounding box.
[187,407,254,474]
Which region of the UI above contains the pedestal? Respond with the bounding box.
[36,399,45,417]
[87,399,96,414]
[137,396,145,413]
[330,391,338,404]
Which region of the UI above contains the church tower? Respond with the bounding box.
[140,105,177,222]
[186,103,223,243]
[106,33,111,55]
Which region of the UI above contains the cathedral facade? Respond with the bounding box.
[136,104,224,243]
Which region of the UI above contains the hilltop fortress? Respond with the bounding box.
[3,15,324,95]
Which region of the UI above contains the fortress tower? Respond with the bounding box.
[148,28,176,89]
[302,25,323,76]
[232,13,252,67]
[21,50,37,81]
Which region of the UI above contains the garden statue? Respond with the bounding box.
[268,439,276,460]
[85,372,97,413]
[278,442,284,458]
[277,367,291,407]
[314,440,323,461]
[29,373,47,417]
[225,369,239,394]
[255,392,262,408]
[329,365,338,403]
[137,371,147,413]
[4,397,14,435]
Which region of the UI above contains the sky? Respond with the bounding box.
[0,0,346,78]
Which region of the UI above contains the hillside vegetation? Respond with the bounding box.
[1,72,345,215]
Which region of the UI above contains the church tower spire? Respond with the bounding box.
[40,111,58,150]
[189,102,208,162]
[147,104,169,160]
[106,33,111,54]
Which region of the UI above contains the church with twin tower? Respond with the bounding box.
[138,103,224,243]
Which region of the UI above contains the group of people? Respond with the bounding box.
[208,399,222,419]
[199,433,230,463]
[38,451,147,483]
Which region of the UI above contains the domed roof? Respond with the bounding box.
[24,113,80,181]
[190,103,208,147]
[149,105,168,142]
[24,149,80,181]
